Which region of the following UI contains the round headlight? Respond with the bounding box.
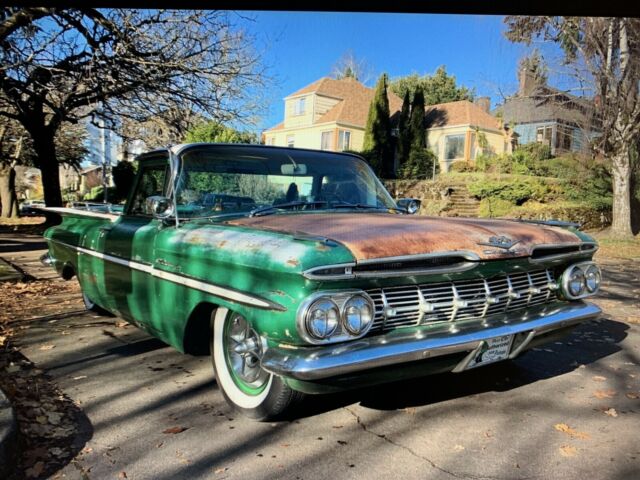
[568,267,586,297]
[305,298,339,339]
[585,264,601,293]
[342,295,374,336]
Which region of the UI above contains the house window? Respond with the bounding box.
[286,135,295,148]
[555,125,573,151]
[293,97,306,116]
[338,130,351,151]
[536,126,553,145]
[444,134,465,160]
[321,131,333,150]
[469,132,477,160]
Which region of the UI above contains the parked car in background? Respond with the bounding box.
[19,200,46,216]
[40,144,602,420]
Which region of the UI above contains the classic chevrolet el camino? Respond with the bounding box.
[41,144,602,419]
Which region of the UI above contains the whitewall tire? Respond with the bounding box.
[210,307,303,420]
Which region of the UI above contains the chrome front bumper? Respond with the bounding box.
[261,302,601,381]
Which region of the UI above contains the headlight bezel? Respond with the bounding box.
[584,264,601,294]
[297,290,375,345]
[341,294,374,336]
[561,261,601,300]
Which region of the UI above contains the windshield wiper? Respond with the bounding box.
[249,201,329,217]
[331,202,406,213]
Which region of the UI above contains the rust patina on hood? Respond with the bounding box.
[228,213,583,261]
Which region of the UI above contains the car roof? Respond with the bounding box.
[134,143,365,163]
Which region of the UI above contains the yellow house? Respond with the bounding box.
[425,99,514,172]
[263,77,402,152]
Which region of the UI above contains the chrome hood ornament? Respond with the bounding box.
[477,236,521,250]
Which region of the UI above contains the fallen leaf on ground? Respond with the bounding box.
[559,445,578,457]
[592,375,607,382]
[163,426,188,434]
[453,444,465,451]
[5,364,20,373]
[554,423,591,440]
[25,461,45,478]
[593,389,617,399]
[214,467,228,474]
[603,408,618,417]
[115,320,128,328]
[118,472,128,479]
[39,344,55,350]
[626,392,640,399]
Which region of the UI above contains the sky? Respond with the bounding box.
[239,12,541,132]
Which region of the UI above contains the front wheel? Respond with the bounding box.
[210,308,303,420]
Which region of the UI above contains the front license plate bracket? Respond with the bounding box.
[465,335,514,370]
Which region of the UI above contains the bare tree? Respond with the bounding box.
[505,16,640,239]
[0,113,86,217]
[0,8,266,208]
[331,50,373,85]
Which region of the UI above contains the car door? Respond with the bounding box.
[95,157,169,333]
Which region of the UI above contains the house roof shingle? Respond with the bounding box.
[425,100,503,131]
[266,77,403,131]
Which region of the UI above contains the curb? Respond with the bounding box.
[0,386,18,478]
[0,258,25,282]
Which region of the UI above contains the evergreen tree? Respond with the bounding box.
[363,74,393,177]
[409,87,426,152]
[397,90,412,169]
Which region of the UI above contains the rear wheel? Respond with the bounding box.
[210,307,303,420]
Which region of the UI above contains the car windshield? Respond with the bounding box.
[174,145,397,218]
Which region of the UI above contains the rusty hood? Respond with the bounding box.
[227,213,583,261]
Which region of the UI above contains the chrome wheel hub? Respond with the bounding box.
[225,314,269,386]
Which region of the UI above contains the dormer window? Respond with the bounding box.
[294,97,306,116]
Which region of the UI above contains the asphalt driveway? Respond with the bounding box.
[2,235,640,479]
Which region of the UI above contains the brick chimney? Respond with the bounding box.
[518,66,538,97]
[473,97,491,113]
[474,97,490,113]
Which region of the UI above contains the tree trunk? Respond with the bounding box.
[0,164,19,218]
[31,130,63,208]
[610,146,634,239]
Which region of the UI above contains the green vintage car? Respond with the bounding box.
[41,143,602,420]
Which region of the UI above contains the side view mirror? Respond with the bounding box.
[145,196,174,218]
[396,198,421,215]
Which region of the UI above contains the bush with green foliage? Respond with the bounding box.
[467,177,558,205]
[185,122,258,144]
[397,149,438,180]
[363,74,394,177]
[449,161,476,173]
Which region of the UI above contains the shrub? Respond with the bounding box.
[397,148,439,180]
[514,143,552,162]
[468,177,555,205]
[450,160,476,172]
[478,198,514,218]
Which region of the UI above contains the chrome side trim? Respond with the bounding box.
[529,242,598,263]
[303,251,481,280]
[261,302,602,380]
[41,207,119,221]
[40,253,54,267]
[48,239,284,311]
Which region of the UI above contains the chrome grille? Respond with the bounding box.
[367,269,556,333]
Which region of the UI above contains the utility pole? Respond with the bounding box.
[100,117,109,204]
